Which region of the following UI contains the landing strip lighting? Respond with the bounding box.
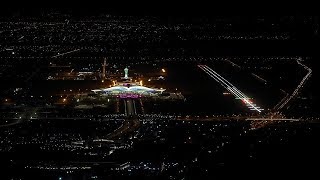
[198,64,263,112]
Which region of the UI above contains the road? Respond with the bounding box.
[105,98,140,140]
[275,58,312,110]
[124,99,137,116]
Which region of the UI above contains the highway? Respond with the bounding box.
[276,58,312,110]
[124,99,136,116]
[198,64,263,112]
[105,98,140,140]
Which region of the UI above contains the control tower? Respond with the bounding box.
[124,67,129,79]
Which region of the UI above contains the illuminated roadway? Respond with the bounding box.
[198,64,263,112]
[105,98,140,140]
[276,58,312,110]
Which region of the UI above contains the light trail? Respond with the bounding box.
[198,65,263,112]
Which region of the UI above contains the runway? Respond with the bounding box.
[198,64,263,112]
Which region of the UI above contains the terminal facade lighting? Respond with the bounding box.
[92,67,165,97]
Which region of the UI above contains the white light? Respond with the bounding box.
[199,65,262,112]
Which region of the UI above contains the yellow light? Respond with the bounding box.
[140,80,143,86]
[63,98,66,102]
[161,68,166,73]
[102,80,104,83]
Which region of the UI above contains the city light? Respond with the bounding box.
[0,14,313,179]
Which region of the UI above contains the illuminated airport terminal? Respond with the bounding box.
[92,67,165,98]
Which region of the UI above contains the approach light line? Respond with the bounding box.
[198,65,262,112]
[200,65,247,99]
[201,65,251,100]
[200,65,261,112]
[199,65,229,88]
[200,65,249,100]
